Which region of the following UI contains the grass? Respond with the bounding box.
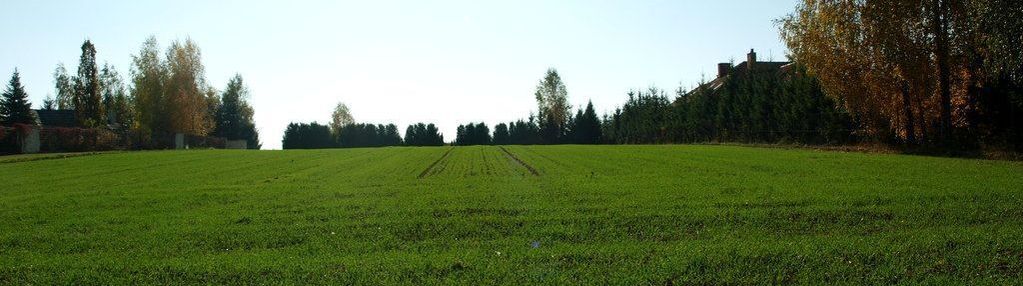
[1,145,1021,284]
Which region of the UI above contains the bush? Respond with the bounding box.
[1,125,47,154]
[185,135,226,149]
[0,127,16,154]
[38,127,122,153]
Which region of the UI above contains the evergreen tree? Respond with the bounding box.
[404,123,446,146]
[75,40,104,127]
[384,124,402,146]
[0,70,36,126]
[568,109,583,143]
[455,122,492,145]
[475,122,491,145]
[493,123,509,145]
[336,123,405,148]
[214,74,260,149]
[42,96,56,111]
[282,122,333,149]
[463,124,476,145]
[426,123,444,146]
[405,124,417,145]
[577,100,602,144]
[507,117,542,145]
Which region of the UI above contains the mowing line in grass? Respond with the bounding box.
[499,146,540,176]
[418,147,455,179]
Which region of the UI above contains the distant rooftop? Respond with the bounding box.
[691,49,793,94]
[33,109,78,127]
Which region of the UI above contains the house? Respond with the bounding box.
[32,109,78,127]
[693,49,794,93]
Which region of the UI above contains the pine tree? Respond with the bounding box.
[1,70,36,126]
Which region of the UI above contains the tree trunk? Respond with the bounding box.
[902,81,918,145]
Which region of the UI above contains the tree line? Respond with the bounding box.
[279,64,859,149]
[282,121,445,149]
[0,37,261,149]
[456,1,1020,152]
[282,101,444,149]
[450,69,601,146]
[600,66,853,145]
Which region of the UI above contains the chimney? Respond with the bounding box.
[747,49,757,71]
[717,63,732,78]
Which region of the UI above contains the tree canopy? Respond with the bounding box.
[330,102,354,136]
[282,122,333,149]
[455,122,492,146]
[535,68,570,143]
[129,37,217,138]
[75,40,104,127]
[213,74,260,149]
[780,0,1023,147]
[405,123,444,146]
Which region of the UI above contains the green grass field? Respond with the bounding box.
[1,145,1022,284]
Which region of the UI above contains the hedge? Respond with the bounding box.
[38,127,122,153]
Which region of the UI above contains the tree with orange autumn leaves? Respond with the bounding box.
[780,0,1022,147]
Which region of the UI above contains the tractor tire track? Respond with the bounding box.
[499,146,540,176]
[418,147,454,179]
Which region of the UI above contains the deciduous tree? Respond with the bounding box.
[779,0,1023,147]
[100,64,133,128]
[164,38,214,136]
[53,64,74,110]
[330,102,354,136]
[130,36,167,137]
[535,68,570,143]
[214,74,260,149]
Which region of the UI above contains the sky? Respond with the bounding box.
[0,0,797,149]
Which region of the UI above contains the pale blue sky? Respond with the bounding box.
[1,0,797,149]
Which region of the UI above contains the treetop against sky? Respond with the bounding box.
[0,1,796,149]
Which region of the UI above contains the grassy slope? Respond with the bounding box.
[1,145,1021,284]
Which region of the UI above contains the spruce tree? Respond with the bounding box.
[1,70,36,126]
[580,101,601,144]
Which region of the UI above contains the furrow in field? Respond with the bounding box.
[418,147,454,179]
[499,146,540,176]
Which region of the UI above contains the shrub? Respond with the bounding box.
[185,135,226,149]
[38,127,122,153]
[0,127,15,154]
